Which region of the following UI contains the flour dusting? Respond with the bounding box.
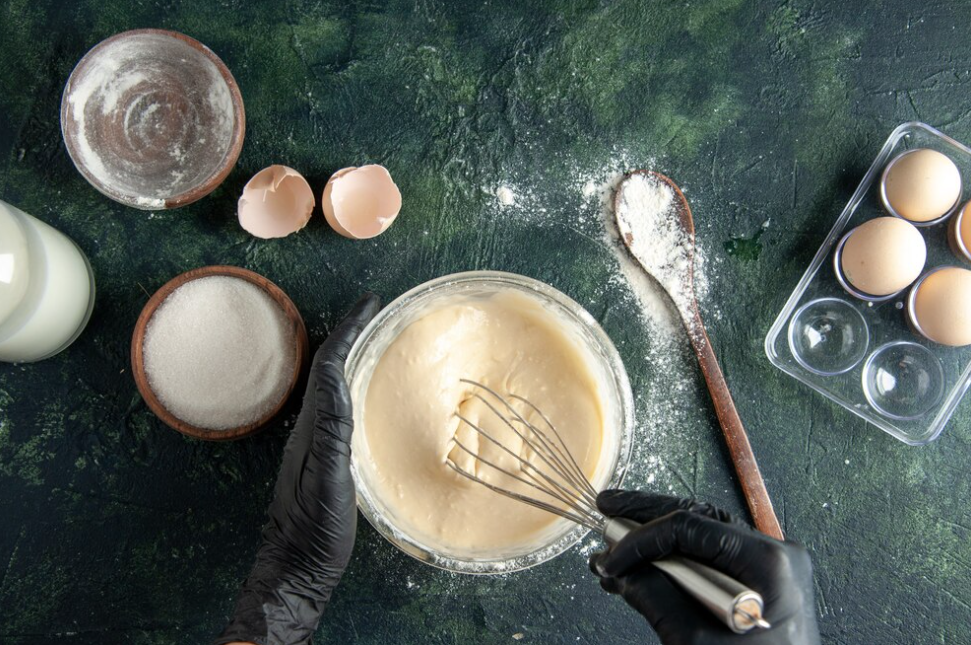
[571,155,716,508]
[615,173,694,320]
[474,154,720,540]
[63,33,236,208]
[496,185,516,206]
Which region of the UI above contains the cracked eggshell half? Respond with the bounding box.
[322,165,402,239]
[238,165,315,239]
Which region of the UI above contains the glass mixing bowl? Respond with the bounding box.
[345,271,634,574]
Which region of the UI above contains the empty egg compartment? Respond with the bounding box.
[766,122,971,445]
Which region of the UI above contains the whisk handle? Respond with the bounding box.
[602,516,640,544]
[601,518,768,634]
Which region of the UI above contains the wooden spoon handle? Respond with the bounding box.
[688,318,784,540]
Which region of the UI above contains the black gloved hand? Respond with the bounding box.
[215,293,381,645]
[589,490,820,645]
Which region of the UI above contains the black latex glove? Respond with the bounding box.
[215,293,381,645]
[589,490,820,645]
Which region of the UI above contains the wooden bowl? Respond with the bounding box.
[131,266,309,441]
[61,29,245,210]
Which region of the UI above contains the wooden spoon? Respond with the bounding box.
[614,170,783,540]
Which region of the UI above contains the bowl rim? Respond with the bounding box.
[345,270,636,574]
[130,265,309,441]
[60,28,246,210]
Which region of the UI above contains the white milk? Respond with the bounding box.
[0,199,96,362]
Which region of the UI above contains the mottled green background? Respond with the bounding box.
[3,0,971,643]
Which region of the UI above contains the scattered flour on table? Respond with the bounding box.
[574,156,717,494]
[496,185,516,206]
[479,155,719,503]
[468,154,723,571]
[482,180,541,216]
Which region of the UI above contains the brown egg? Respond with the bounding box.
[912,267,971,346]
[952,200,971,261]
[238,165,315,239]
[322,165,402,239]
[882,149,961,223]
[840,217,926,297]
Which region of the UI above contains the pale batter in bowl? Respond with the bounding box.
[361,290,604,554]
[347,272,634,573]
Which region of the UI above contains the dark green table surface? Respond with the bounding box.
[3,1,971,643]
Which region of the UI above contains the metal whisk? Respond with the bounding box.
[446,379,771,635]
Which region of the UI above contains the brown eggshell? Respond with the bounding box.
[321,166,358,238]
[238,165,315,239]
[322,165,402,239]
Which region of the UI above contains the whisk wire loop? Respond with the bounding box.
[452,414,601,527]
[452,380,603,524]
[508,393,600,501]
[458,380,599,513]
[446,459,600,531]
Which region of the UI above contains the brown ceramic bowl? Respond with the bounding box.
[131,266,309,441]
[61,29,245,210]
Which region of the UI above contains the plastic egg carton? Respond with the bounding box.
[765,122,971,445]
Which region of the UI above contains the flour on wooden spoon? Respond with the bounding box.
[614,173,696,316]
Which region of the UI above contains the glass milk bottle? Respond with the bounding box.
[0,199,96,362]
